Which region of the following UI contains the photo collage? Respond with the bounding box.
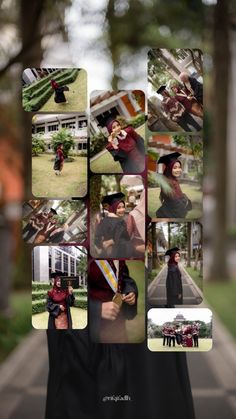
[23,50,212,350]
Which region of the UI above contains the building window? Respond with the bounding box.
[63,254,68,275]
[78,143,82,150]
[61,122,76,129]
[54,249,62,272]
[48,124,59,132]
[36,126,45,133]
[82,143,87,150]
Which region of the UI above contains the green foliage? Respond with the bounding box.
[32,282,51,291]
[76,255,87,274]
[51,128,74,159]
[0,292,32,362]
[90,131,107,158]
[32,133,46,156]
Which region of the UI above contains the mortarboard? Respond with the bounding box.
[165,247,180,256]
[101,192,125,206]
[158,152,181,166]
[156,85,167,94]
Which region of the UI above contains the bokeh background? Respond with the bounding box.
[0,1,236,418]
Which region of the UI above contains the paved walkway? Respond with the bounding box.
[0,311,236,419]
[148,264,203,306]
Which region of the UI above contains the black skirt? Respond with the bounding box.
[46,329,195,419]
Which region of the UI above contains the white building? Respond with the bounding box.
[33,246,87,286]
[32,113,88,154]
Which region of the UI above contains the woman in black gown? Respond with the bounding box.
[94,192,134,258]
[165,247,183,307]
[156,152,192,218]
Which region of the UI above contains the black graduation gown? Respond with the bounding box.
[108,133,145,173]
[46,329,195,419]
[156,194,192,219]
[166,264,183,307]
[54,86,68,103]
[89,261,138,343]
[94,217,133,258]
[46,294,75,329]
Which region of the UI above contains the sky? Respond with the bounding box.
[148,308,212,325]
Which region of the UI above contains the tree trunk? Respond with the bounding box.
[209,0,230,281]
[151,223,159,269]
[187,222,191,268]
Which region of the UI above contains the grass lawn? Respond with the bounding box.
[32,307,87,330]
[90,124,146,174]
[40,70,87,112]
[148,185,202,219]
[0,291,32,362]
[32,154,87,198]
[125,261,145,343]
[205,280,236,339]
[148,338,212,352]
[185,267,203,291]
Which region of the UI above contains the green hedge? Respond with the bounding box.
[32,282,51,292]
[32,296,87,314]
[23,69,79,111]
[32,299,47,314]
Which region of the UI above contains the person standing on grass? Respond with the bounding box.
[53,143,64,175]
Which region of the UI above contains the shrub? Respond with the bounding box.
[32,133,46,156]
[51,128,75,159]
[32,299,47,314]
[90,132,107,157]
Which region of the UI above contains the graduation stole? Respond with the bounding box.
[95,260,118,293]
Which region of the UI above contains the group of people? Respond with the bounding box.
[162,322,200,348]
[106,119,145,173]
[23,208,68,244]
[156,72,203,132]
[94,191,145,258]
[155,151,192,219]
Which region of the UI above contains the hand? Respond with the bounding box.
[135,244,145,253]
[68,286,73,295]
[59,305,65,311]
[103,239,114,250]
[122,292,136,305]
[101,301,120,320]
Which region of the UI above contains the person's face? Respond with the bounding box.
[48,211,54,218]
[116,202,125,217]
[172,86,178,93]
[60,144,64,149]
[55,277,61,287]
[171,162,182,178]
[112,121,121,134]
[174,253,180,263]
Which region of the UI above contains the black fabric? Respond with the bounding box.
[156,195,192,218]
[53,155,61,170]
[189,77,203,105]
[54,86,67,103]
[166,264,183,306]
[46,329,195,419]
[94,217,134,258]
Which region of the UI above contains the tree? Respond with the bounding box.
[209,0,230,281]
[51,128,74,159]
[32,133,46,156]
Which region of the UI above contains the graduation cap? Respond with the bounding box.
[101,192,125,207]
[165,247,180,256]
[50,271,64,278]
[156,85,167,94]
[158,152,181,166]
[50,208,57,215]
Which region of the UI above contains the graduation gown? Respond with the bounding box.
[106,127,145,173]
[54,86,68,103]
[156,193,192,219]
[94,216,134,258]
[46,293,75,329]
[166,264,183,306]
[46,329,195,419]
[89,260,138,343]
